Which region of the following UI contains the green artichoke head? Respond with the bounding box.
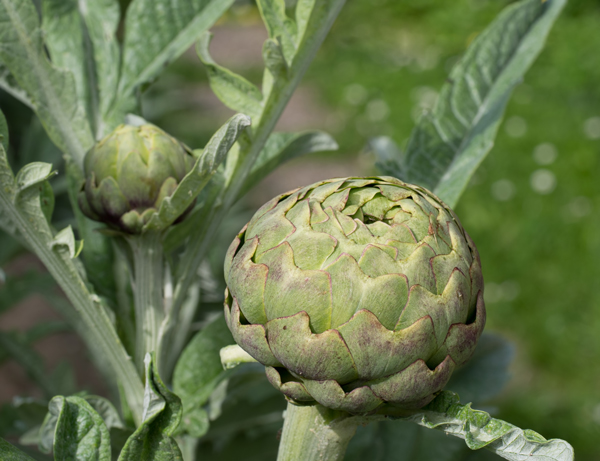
[224,177,485,414]
[78,124,195,234]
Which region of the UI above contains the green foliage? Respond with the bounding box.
[0,437,36,461]
[118,354,183,461]
[376,0,566,208]
[173,315,234,438]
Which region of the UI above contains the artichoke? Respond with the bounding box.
[224,177,485,414]
[78,124,195,234]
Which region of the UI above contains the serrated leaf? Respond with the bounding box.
[0,114,144,423]
[257,0,298,64]
[0,437,36,460]
[107,0,235,127]
[118,354,183,461]
[0,0,94,165]
[378,0,566,208]
[50,396,111,461]
[41,0,121,138]
[49,226,84,259]
[42,0,97,132]
[144,114,251,231]
[173,314,234,436]
[405,391,574,461]
[196,34,264,120]
[240,130,338,197]
[445,333,515,405]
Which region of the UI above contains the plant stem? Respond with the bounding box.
[166,0,346,369]
[129,231,165,374]
[277,403,358,461]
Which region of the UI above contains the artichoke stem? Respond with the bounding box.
[129,231,165,375]
[277,402,358,461]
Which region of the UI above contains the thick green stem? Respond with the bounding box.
[277,403,358,461]
[129,231,165,374]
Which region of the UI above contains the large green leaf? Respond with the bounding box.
[0,0,94,165]
[172,315,234,437]
[41,0,121,137]
[106,0,235,127]
[196,34,264,121]
[49,396,111,461]
[0,61,33,109]
[0,115,144,423]
[0,437,36,460]
[118,354,183,460]
[388,392,574,461]
[377,0,566,208]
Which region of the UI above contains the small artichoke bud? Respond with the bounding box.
[224,177,485,414]
[78,124,195,234]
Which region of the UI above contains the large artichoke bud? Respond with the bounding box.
[224,177,485,415]
[78,124,195,234]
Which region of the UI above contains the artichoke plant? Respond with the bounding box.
[78,124,195,234]
[224,177,485,414]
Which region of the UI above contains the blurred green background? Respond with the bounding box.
[1,0,599,459]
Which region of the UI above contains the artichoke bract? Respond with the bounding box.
[78,124,195,234]
[224,177,485,414]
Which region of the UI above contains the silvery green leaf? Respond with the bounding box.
[196,34,264,120]
[42,0,97,132]
[0,437,36,460]
[108,0,235,127]
[173,315,234,436]
[379,0,566,208]
[118,353,183,460]
[144,114,251,232]
[49,396,111,461]
[84,396,125,430]
[240,130,338,197]
[0,0,94,166]
[445,333,515,405]
[0,114,144,423]
[49,226,83,259]
[404,392,574,461]
[257,0,298,64]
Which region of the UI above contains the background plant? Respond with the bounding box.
[0,0,592,459]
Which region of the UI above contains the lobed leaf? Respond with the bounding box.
[403,391,574,461]
[107,0,235,127]
[256,0,298,64]
[378,0,566,208]
[0,0,94,166]
[117,354,183,460]
[50,396,111,461]
[196,34,264,120]
[144,114,251,232]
